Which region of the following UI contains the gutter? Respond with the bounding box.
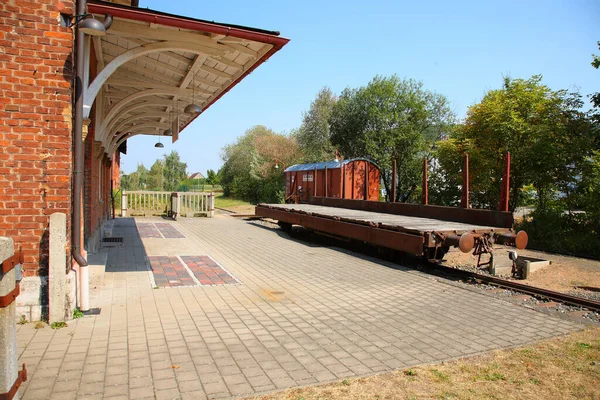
[87,2,289,47]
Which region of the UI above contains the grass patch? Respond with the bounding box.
[18,315,27,325]
[214,193,253,209]
[50,322,68,330]
[73,308,84,319]
[243,328,600,400]
[34,322,45,329]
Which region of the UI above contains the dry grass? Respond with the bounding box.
[245,328,600,400]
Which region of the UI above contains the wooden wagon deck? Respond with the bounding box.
[260,203,497,234]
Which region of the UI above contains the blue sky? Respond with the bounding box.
[121,0,600,175]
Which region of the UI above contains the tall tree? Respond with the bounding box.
[163,151,187,191]
[205,169,219,185]
[220,125,302,202]
[330,75,454,202]
[146,160,164,191]
[296,87,337,162]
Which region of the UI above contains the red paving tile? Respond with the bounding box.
[148,256,195,287]
[136,223,162,238]
[155,223,186,238]
[180,255,238,286]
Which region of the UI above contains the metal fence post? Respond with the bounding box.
[0,237,18,399]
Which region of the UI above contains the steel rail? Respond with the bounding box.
[429,264,600,312]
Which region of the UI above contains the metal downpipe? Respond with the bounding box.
[73,0,88,269]
[73,0,89,310]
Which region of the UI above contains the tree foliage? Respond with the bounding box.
[205,169,219,185]
[434,75,598,212]
[330,75,454,202]
[163,151,187,191]
[120,151,187,191]
[296,87,337,162]
[219,125,302,203]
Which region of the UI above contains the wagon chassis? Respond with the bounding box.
[256,199,526,264]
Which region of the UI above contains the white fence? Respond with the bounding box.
[121,191,215,217]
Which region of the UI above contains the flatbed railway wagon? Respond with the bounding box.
[255,197,528,264]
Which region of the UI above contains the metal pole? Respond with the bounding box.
[392,155,397,202]
[461,153,469,209]
[498,152,511,212]
[422,157,428,205]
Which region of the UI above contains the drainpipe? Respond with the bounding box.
[74,1,113,311]
[73,0,89,312]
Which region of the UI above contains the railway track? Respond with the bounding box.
[427,263,600,313]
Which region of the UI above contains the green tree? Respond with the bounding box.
[435,75,597,211]
[220,125,302,202]
[205,169,219,185]
[146,160,164,190]
[330,75,454,202]
[163,151,187,191]
[296,87,337,162]
[120,164,148,190]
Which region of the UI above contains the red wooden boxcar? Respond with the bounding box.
[284,158,380,202]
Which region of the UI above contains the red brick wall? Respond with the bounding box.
[0,1,75,277]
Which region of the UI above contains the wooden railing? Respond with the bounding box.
[121,191,215,217]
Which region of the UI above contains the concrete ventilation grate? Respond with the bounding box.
[102,237,123,243]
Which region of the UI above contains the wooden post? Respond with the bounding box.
[422,157,428,205]
[391,156,397,202]
[498,152,511,211]
[461,153,470,209]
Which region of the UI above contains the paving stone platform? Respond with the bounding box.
[17,215,580,399]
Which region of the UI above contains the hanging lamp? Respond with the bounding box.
[184,73,202,114]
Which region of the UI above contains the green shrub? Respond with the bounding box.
[517,208,600,259]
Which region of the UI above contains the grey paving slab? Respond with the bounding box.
[17,215,581,399]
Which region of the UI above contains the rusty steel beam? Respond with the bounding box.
[308,197,514,229]
[256,205,425,256]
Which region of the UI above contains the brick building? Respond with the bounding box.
[0,0,288,319]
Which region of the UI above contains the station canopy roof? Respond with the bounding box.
[86,0,289,154]
[284,158,379,172]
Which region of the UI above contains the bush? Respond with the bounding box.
[517,208,600,259]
